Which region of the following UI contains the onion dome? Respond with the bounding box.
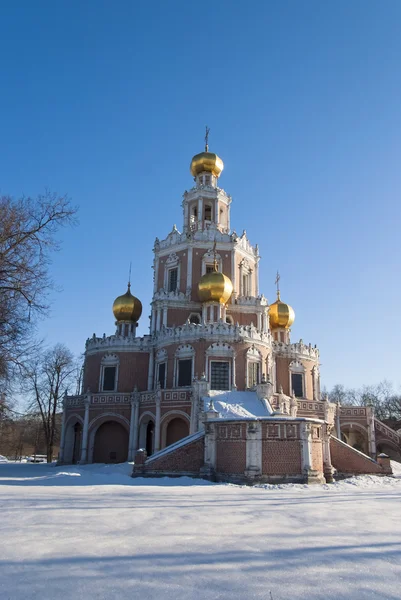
[269,291,295,329]
[198,268,233,304]
[190,152,224,178]
[112,283,142,323]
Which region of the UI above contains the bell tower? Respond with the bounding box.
[183,127,231,234]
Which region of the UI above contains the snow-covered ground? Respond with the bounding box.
[1,462,401,600]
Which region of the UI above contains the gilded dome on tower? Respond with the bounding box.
[112,283,142,323]
[198,268,233,304]
[269,292,295,330]
[190,151,224,178]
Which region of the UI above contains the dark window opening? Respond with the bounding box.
[178,359,192,387]
[103,366,116,391]
[189,314,200,324]
[158,362,166,389]
[168,268,178,292]
[248,362,260,388]
[206,264,215,274]
[291,373,303,398]
[211,361,230,390]
[204,204,212,220]
[205,175,211,185]
[146,421,154,456]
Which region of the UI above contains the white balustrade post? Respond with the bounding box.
[154,388,161,453]
[58,394,68,463]
[80,392,91,463]
[128,390,140,461]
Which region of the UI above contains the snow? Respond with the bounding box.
[204,390,273,418]
[1,462,401,600]
[0,454,8,462]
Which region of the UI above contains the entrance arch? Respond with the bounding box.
[139,412,155,456]
[92,421,129,463]
[63,416,83,464]
[166,417,189,447]
[160,411,190,449]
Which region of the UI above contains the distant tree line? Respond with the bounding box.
[323,381,401,429]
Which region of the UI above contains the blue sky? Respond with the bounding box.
[1,1,400,390]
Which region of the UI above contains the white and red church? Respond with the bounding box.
[59,141,399,483]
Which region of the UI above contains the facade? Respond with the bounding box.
[59,141,400,482]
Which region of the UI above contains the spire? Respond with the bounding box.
[205,125,210,152]
[275,270,281,301]
[128,261,132,292]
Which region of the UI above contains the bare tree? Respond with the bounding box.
[0,191,77,381]
[20,344,79,462]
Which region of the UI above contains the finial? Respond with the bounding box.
[128,261,132,291]
[205,125,210,152]
[275,270,281,300]
[212,239,218,271]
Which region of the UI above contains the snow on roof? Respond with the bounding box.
[203,391,273,419]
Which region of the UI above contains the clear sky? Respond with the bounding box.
[1,1,400,390]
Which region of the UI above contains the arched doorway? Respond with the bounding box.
[92,421,129,463]
[166,417,189,447]
[72,422,82,464]
[146,421,154,456]
[63,419,83,464]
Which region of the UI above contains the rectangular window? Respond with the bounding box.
[158,362,166,389]
[211,361,230,391]
[103,366,116,391]
[178,359,192,387]
[206,265,214,274]
[248,362,260,388]
[168,268,178,292]
[291,373,303,398]
[205,175,211,186]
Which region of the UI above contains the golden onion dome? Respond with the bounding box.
[269,292,295,329]
[198,269,233,304]
[190,151,224,178]
[112,283,142,323]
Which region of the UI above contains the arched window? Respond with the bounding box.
[174,345,195,387]
[204,204,212,221]
[99,354,119,392]
[289,360,305,398]
[189,313,201,324]
[246,346,262,389]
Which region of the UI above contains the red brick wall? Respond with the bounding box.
[330,437,384,474]
[216,441,246,474]
[262,441,302,475]
[141,437,204,473]
[84,351,149,393]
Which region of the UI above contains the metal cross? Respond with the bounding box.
[205,125,210,152]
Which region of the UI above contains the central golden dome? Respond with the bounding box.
[269,292,295,329]
[190,151,224,178]
[112,283,142,323]
[198,269,233,304]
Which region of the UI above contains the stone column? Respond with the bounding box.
[186,246,193,293]
[162,304,168,327]
[58,394,68,463]
[336,402,341,439]
[128,390,140,461]
[156,308,161,331]
[80,391,91,463]
[245,421,262,480]
[154,388,162,453]
[201,421,217,480]
[198,197,203,230]
[366,405,377,458]
[147,349,154,391]
[300,421,324,484]
[232,354,237,390]
[190,392,198,435]
[322,424,334,483]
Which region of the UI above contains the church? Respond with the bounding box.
[59,137,400,483]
